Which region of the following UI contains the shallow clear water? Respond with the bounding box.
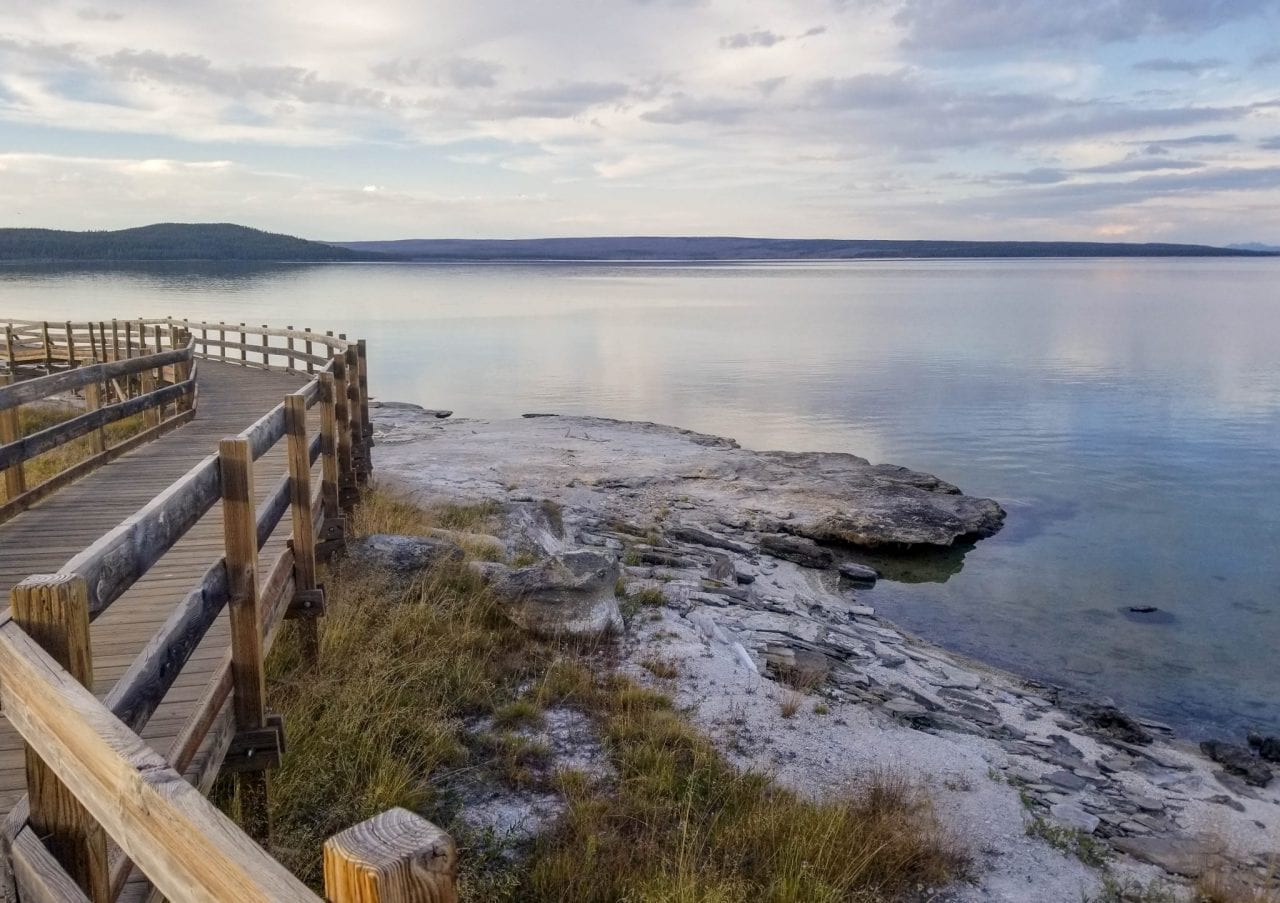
[3,258,1278,739]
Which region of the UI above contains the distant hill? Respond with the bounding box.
[333,236,1276,261]
[0,223,384,262]
[1227,242,1280,253]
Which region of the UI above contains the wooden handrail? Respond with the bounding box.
[0,319,394,902]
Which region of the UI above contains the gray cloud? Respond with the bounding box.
[990,167,1070,184]
[372,56,502,89]
[101,50,394,108]
[890,0,1279,51]
[1139,133,1237,151]
[756,77,787,96]
[1261,136,1280,149]
[1133,57,1227,74]
[720,30,787,49]
[642,94,753,124]
[968,165,1280,217]
[801,26,828,38]
[807,69,1260,148]
[1079,156,1205,174]
[1254,48,1280,67]
[76,8,123,21]
[499,81,631,118]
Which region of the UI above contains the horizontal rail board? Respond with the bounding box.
[0,344,192,412]
[0,377,194,470]
[62,454,222,616]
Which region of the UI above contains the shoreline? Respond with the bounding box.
[370,402,1279,899]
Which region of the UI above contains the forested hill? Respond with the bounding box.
[334,236,1274,260]
[0,223,384,262]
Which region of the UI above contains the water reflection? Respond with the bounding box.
[2,258,1278,738]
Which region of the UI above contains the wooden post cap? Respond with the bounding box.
[323,808,456,903]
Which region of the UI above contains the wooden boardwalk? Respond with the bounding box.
[0,360,308,901]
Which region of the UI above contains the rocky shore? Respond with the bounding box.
[371,404,1279,902]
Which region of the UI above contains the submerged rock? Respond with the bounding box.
[1248,732,1280,763]
[1200,740,1273,787]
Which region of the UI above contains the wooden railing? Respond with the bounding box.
[0,327,197,523]
[0,320,457,902]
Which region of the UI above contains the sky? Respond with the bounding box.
[1,0,1279,243]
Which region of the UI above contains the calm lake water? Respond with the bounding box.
[3,259,1278,739]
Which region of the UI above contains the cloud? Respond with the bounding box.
[889,0,1280,51]
[800,26,828,38]
[806,70,1258,148]
[1079,156,1205,174]
[1139,133,1238,151]
[498,81,632,118]
[1133,57,1227,75]
[1261,136,1280,149]
[719,30,786,50]
[76,8,123,22]
[100,50,395,108]
[642,94,753,124]
[372,57,503,89]
[990,167,1070,184]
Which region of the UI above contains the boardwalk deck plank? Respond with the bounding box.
[0,361,313,902]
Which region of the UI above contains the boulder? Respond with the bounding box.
[1050,802,1100,835]
[1112,836,1215,878]
[1200,740,1273,787]
[347,534,464,576]
[759,534,834,569]
[666,524,751,554]
[1248,732,1280,763]
[490,549,624,639]
[837,561,880,585]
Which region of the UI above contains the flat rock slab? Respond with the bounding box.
[1112,836,1216,877]
[373,411,1004,550]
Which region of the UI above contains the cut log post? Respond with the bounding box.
[284,394,322,664]
[10,574,111,902]
[64,322,76,369]
[219,437,272,844]
[323,809,457,903]
[357,339,373,476]
[261,325,270,369]
[5,325,15,372]
[304,328,315,374]
[319,372,340,520]
[83,378,106,455]
[333,353,356,514]
[42,322,52,374]
[139,368,160,429]
[173,329,193,413]
[240,323,248,366]
[345,346,367,487]
[0,374,26,498]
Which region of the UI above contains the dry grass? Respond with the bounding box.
[0,402,147,503]
[263,486,971,901]
[1194,861,1280,903]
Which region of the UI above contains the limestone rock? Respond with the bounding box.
[759,533,833,569]
[491,549,624,638]
[1112,836,1215,877]
[1200,740,1273,787]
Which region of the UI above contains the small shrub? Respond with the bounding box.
[640,656,679,679]
[1026,816,1110,867]
[780,691,804,718]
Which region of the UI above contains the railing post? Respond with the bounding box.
[10,574,111,902]
[323,809,457,903]
[333,353,356,515]
[4,325,15,372]
[41,322,52,374]
[319,372,340,520]
[261,325,270,369]
[286,326,296,373]
[84,377,106,456]
[140,367,161,429]
[219,437,274,844]
[0,374,26,499]
[344,345,367,488]
[240,323,248,366]
[357,339,373,478]
[285,394,323,664]
[174,329,194,414]
[304,328,315,374]
[64,321,76,369]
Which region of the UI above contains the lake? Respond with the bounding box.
[3,258,1277,739]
